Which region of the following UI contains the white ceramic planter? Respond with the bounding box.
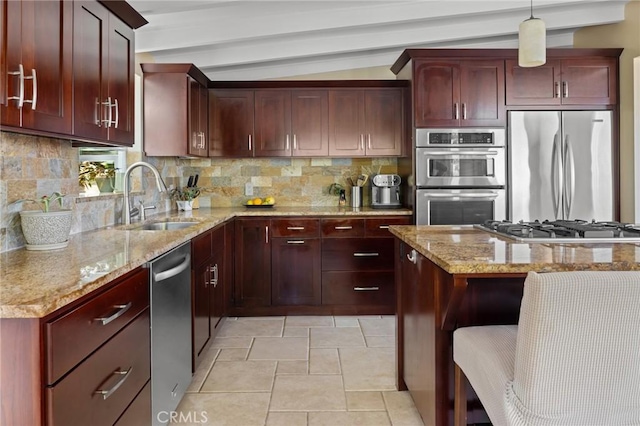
[176,200,194,211]
[19,210,73,250]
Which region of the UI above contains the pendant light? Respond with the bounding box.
[518,0,546,67]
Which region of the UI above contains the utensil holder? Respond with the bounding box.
[350,186,362,208]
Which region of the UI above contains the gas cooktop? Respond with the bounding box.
[475,220,640,243]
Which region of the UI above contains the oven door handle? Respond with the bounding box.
[422,150,500,156]
[425,192,500,200]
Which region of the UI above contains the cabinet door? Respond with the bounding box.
[328,90,365,156]
[73,0,109,141]
[1,0,73,133]
[234,219,271,307]
[364,89,402,156]
[561,58,617,105]
[255,90,291,157]
[291,90,329,157]
[506,59,561,106]
[459,60,505,126]
[210,89,254,157]
[105,15,134,146]
[187,78,207,157]
[272,238,321,305]
[193,263,210,364]
[414,60,460,127]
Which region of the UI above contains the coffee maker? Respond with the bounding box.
[371,174,402,208]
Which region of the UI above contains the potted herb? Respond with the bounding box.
[79,161,117,193]
[17,192,73,250]
[169,186,201,211]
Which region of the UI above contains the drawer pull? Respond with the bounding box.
[95,367,133,400]
[286,226,305,230]
[353,252,379,257]
[287,240,305,244]
[378,225,390,229]
[354,287,380,291]
[407,249,417,264]
[334,226,353,230]
[94,302,132,325]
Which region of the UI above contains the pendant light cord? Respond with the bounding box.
[530,0,534,19]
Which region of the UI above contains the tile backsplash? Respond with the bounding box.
[0,132,397,252]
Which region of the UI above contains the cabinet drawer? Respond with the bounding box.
[271,219,320,238]
[322,271,394,306]
[114,380,151,426]
[365,216,412,238]
[46,268,149,385]
[322,238,394,271]
[192,230,213,266]
[321,218,364,238]
[47,310,151,426]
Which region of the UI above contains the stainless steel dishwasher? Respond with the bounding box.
[148,242,192,426]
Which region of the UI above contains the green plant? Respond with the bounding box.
[79,161,117,189]
[16,192,65,213]
[169,186,201,201]
[328,183,345,196]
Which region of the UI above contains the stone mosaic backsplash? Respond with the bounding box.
[0,132,398,252]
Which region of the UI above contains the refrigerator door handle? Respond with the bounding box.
[564,135,576,218]
[551,134,562,219]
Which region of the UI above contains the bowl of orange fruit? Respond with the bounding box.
[244,196,276,208]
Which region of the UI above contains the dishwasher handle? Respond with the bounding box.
[154,254,191,282]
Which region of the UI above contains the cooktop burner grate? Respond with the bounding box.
[476,220,640,243]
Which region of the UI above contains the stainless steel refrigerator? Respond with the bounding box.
[509,111,614,222]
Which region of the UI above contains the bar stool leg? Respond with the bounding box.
[454,363,467,426]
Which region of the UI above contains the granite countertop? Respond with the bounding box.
[0,206,411,319]
[389,225,640,275]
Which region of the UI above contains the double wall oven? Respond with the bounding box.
[416,128,507,225]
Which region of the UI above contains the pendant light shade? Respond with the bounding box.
[518,1,546,67]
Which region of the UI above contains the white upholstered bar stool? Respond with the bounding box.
[453,271,640,426]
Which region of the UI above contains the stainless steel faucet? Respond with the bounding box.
[123,161,168,225]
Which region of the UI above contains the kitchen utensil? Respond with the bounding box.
[187,175,194,187]
[192,174,199,187]
[346,177,354,187]
[357,174,368,187]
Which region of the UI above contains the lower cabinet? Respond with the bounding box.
[0,267,151,426]
[232,215,411,315]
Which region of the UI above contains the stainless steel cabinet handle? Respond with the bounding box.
[407,249,417,264]
[555,81,561,98]
[462,103,467,120]
[7,64,25,108]
[95,98,101,126]
[211,264,218,287]
[293,134,297,150]
[94,302,132,325]
[154,254,191,282]
[360,135,364,151]
[286,134,290,150]
[248,135,252,151]
[563,81,568,98]
[334,226,352,230]
[353,252,379,257]
[22,68,37,110]
[354,287,379,291]
[287,226,305,230]
[287,240,305,244]
[113,98,119,128]
[95,367,133,400]
[265,226,269,244]
[102,97,113,127]
[378,225,390,229]
[454,103,459,120]
[368,134,372,150]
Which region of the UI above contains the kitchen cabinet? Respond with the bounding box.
[506,58,617,106]
[413,60,505,127]
[73,0,135,146]
[328,89,403,156]
[209,89,255,157]
[142,63,210,157]
[0,267,150,426]
[271,219,321,305]
[0,0,72,134]
[254,89,329,157]
[234,218,272,308]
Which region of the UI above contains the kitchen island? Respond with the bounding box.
[389,225,640,426]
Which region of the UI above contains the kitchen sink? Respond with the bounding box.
[132,221,199,231]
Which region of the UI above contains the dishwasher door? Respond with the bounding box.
[149,242,192,425]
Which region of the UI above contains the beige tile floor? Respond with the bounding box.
[177,315,425,426]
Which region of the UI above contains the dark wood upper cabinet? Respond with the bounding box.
[0,0,73,134]
[291,90,329,156]
[210,89,255,157]
[141,63,209,157]
[506,57,617,106]
[254,90,292,157]
[414,59,505,127]
[73,1,135,146]
[329,88,403,156]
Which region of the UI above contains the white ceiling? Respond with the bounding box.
[130,0,629,80]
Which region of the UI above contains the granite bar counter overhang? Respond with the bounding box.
[1,206,411,318]
[389,225,640,275]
